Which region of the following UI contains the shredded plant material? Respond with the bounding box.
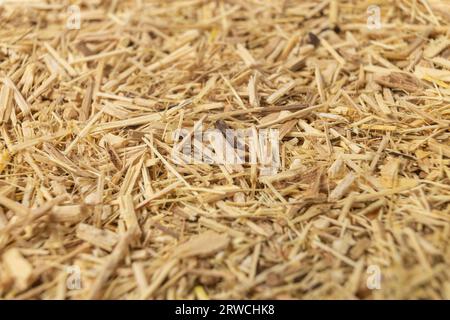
[0,0,449,300]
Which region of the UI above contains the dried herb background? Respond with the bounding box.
[0,0,449,299]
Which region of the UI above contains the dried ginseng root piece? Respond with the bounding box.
[374,72,424,93]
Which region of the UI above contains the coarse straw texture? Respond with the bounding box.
[0,0,449,300]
